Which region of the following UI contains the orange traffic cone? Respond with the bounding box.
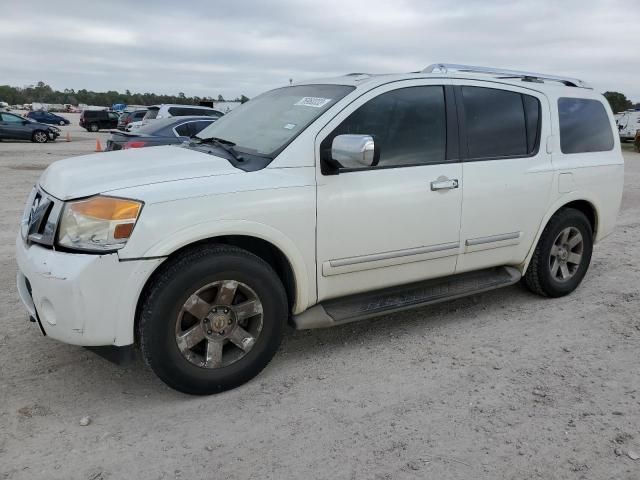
[65,132,71,142]
[95,138,102,152]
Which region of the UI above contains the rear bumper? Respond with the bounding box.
[15,234,164,346]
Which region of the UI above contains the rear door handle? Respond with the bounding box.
[430,178,459,191]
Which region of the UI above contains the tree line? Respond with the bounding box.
[0,81,249,107]
[603,91,638,113]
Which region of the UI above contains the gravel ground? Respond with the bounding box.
[0,113,639,479]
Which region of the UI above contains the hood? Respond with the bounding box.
[40,145,241,200]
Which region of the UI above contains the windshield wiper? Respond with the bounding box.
[193,136,244,162]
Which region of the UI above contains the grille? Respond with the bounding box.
[21,187,63,247]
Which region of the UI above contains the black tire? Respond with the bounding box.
[139,244,288,395]
[59,120,65,126]
[524,208,593,297]
[31,130,49,143]
[89,123,99,132]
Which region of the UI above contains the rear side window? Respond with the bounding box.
[461,86,540,159]
[169,107,220,117]
[558,98,614,154]
[144,109,159,120]
[174,121,196,137]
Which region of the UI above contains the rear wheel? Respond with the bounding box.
[89,123,99,132]
[139,245,288,395]
[32,130,48,143]
[524,208,593,297]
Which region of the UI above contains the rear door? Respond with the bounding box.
[453,81,554,273]
[315,80,463,301]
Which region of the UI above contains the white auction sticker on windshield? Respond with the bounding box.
[283,123,296,130]
[294,97,332,108]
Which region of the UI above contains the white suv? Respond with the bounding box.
[15,63,624,394]
[127,104,223,131]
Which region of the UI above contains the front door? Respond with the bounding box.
[316,81,463,301]
[453,82,554,273]
[0,113,31,140]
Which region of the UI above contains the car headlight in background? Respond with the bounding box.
[57,196,143,252]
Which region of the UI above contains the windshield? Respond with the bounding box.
[195,84,354,157]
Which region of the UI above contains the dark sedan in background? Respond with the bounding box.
[106,115,217,151]
[25,111,70,126]
[0,112,60,142]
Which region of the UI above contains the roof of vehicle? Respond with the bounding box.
[296,63,600,98]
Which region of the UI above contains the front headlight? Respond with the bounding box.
[57,196,143,252]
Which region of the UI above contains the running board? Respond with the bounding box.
[294,266,521,329]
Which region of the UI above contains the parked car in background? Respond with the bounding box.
[117,109,147,131]
[616,110,640,141]
[106,116,218,151]
[0,112,60,142]
[80,110,119,132]
[26,111,70,126]
[127,104,222,131]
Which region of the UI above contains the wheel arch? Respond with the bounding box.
[133,234,301,345]
[521,197,599,273]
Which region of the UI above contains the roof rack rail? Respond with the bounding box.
[423,63,591,89]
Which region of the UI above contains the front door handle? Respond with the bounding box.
[430,177,459,191]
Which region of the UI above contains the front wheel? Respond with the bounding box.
[89,123,99,132]
[139,245,288,395]
[59,120,65,126]
[524,208,593,297]
[32,130,49,143]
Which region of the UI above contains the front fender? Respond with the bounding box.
[123,219,313,314]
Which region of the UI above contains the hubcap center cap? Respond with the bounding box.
[204,307,235,336]
[558,247,568,261]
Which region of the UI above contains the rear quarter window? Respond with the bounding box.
[558,98,614,154]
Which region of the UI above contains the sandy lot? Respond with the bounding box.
[0,115,639,480]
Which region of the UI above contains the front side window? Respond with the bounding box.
[1,113,24,123]
[461,86,540,159]
[323,86,447,169]
[196,84,354,157]
[558,98,614,154]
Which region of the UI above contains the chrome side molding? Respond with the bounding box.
[466,232,522,247]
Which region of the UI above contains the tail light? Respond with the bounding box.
[123,141,147,149]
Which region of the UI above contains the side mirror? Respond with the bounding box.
[331,134,378,170]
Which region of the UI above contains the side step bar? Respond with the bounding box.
[293,266,521,329]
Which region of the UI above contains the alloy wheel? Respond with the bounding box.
[549,226,583,282]
[33,131,48,143]
[175,280,263,369]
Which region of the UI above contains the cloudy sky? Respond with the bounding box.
[2,0,639,100]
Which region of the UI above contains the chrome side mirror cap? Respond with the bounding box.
[331,134,378,169]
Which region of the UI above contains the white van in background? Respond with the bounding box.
[616,110,640,141]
